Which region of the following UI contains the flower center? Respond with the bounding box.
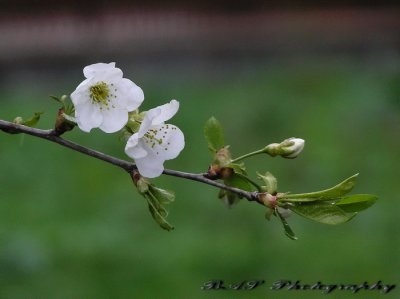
[144,128,164,148]
[89,81,111,107]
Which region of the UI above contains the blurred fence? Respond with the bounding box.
[0,8,399,62]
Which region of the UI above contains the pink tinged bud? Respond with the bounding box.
[258,193,277,208]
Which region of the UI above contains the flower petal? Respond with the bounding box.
[135,152,165,178]
[125,134,148,159]
[142,124,185,160]
[75,101,103,132]
[151,99,179,125]
[70,78,91,106]
[98,107,129,133]
[112,78,144,111]
[138,108,162,138]
[83,62,122,78]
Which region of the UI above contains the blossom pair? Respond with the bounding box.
[70,63,184,178]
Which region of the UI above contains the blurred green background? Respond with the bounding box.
[1,2,400,299]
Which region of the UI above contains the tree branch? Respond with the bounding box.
[0,120,260,203]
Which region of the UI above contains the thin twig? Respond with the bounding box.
[0,120,260,203]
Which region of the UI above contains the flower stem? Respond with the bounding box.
[231,148,265,163]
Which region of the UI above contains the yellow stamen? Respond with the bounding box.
[89,81,110,106]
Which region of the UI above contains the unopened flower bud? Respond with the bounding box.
[258,193,277,208]
[13,116,24,124]
[263,138,305,159]
[214,146,232,167]
[207,164,221,179]
[280,138,305,159]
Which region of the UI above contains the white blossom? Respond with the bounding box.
[71,62,144,133]
[125,100,185,178]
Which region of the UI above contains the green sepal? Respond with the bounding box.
[335,194,377,213]
[276,208,297,240]
[119,127,133,142]
[126,111,141,134]
[204,116,225,154]
[289,202,356,225]
[279,173,359,202]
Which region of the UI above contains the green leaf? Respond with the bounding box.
[145,193,174,231]
[50,95,64,104]
[225,191,241,207]
[265,208,273,221]
[335,194,377,213]
[257,171,278,194]
[218,173,253,207]
[276,208,297,240]
[225,173,253,192]
[21,112,44,127]
[149,186,175,205]
[289,202,356,225]
[146,193,167,217]
[204,116,225,153]
[218,189,226,199]
[280,173,359,202]
[228,162,247,175]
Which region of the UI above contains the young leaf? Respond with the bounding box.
[279,173,359,202]
[50,95,64,105]
[289,203,356,225]
[204,116,225,153]
[335,194,377,213]
[276,208,297,240]
[146,193,168,217]
[145,193,174,231]
[218,173,253,207]
[228,162,247,175]
[22,112,44,127]
[257,171,278,194]
[149,186,175,205]
[225,173,253,192]
[265,208,273,221]
[225,191,241,207]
